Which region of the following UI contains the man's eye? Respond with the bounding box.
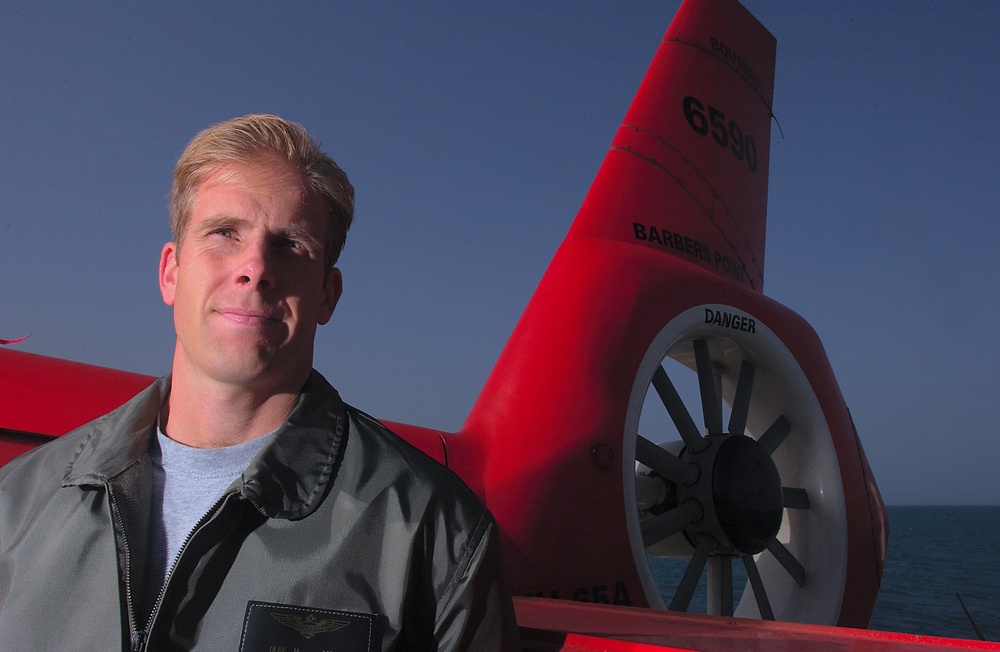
[213,229,233,238]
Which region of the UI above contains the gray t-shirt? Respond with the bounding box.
[140,426,274,622]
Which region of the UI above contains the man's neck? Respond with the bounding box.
[163,365,305,449]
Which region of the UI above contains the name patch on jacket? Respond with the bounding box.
[240,601,376,652]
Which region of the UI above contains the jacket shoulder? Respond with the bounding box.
[344,405,482,504]
[0,376,167,491]
[0,418,104,488]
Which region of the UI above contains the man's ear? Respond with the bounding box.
[159,242,179,307]
[318,267,343,326]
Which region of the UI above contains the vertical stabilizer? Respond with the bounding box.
[569,0,775,290]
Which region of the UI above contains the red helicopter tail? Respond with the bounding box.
[453,0,886,629]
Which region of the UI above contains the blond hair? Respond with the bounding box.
[170,114,354,267]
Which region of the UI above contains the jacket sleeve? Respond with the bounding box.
[433,511,521,651]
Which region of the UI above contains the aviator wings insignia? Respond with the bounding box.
[271,612,350,639]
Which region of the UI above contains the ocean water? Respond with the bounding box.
[869,506,999,641]
[649,505,999,641]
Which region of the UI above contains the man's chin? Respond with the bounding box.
[206,353,310,391]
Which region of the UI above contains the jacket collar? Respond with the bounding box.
[237,370,348,520]
[62,376,170,487]
[63,370,348,521]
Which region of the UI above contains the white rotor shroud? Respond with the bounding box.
[622,304,848,624]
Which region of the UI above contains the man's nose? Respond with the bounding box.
[235,240,276,289]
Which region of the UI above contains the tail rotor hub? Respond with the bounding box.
[678,434,784,556]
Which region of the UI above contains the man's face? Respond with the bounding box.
[159,157,341,392]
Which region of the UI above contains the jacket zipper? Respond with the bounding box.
[107,485,143,649]
[110,482,234,651]
[129,630,147,652]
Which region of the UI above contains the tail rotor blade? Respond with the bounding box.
[742,554,775,620]
[728,360,755,436]
[782,487,810,510]
[767,539,806,588]
[707,556,734,617]
[757,415,791,454]
[652,365,704,450]
[694,340,723,435]
[669,540,710,612]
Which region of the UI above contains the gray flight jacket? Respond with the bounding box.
[0,371,520,650]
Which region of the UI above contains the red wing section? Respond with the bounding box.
[0,348,153,466]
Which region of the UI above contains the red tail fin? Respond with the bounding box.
[568,0,775,290]
[456,0,884,627]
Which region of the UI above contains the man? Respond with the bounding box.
[0,114,520,650]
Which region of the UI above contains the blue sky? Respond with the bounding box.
[2,2,998,505]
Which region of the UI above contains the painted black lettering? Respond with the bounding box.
[638,224,716,266]
[661,228,673,248]
[713,251,750,282]
[710,37,762,94]
[705,308,757,334]
[683,95,709,135]
[681,94,757,173]
[613,581,632,605]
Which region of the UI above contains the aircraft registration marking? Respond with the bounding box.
[682,95,758,173]
[529,581,632,606]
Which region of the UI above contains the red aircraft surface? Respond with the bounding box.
[1,0,996,649]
